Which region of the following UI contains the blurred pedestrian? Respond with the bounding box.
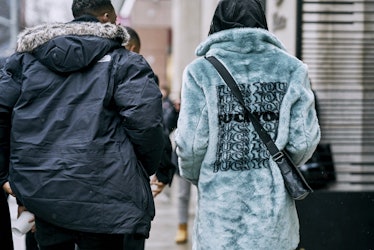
[155,84,192,245]
[0,1,164,250]
[123,26,141,54]
[175,0,320,249]
[122,26,176,197]
[151,82,178,198]
[170,97,193,245]
[174,174,191,244]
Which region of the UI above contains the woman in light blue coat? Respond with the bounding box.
[175,0,320,249]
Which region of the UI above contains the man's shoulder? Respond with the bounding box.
[111,48,152,71]
[110,47,141,62]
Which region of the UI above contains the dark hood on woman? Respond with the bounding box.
[208,0,268,35]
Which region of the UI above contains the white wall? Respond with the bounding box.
[266,0,297,55]
[170,0,219,98]
[25,0,73,26]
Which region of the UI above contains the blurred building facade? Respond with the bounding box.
[0,0,23,56]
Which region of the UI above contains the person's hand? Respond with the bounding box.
[18,205,36,233]
[17,205,27,218]
[2,181,15,197]
[29,215,36,233]
[150,175,166,198]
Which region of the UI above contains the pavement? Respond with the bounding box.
[8,175,197,250]
[146,177,197,250]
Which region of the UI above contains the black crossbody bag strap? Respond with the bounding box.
[205,56,283,161]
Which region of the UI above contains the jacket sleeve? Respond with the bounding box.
[275,64,321,166]
[155,99,179,185]
[114,53,164,176]
[155,131,176,185]
[0,56,21,187]
[175,66,209,185]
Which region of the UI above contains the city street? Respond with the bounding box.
[9,176,197,250]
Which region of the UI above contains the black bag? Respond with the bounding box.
[275,150,313,200]
[205,56,313,200]
[299,143,335,189]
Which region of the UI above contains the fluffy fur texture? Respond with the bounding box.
[16,22,129,53]
[175,27,320,250]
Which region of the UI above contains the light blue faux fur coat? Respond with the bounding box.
[175,28,320,250]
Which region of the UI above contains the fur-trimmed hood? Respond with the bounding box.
[16,22,129,73]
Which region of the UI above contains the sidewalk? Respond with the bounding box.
[146,176,196,250]
[8,176,197,250]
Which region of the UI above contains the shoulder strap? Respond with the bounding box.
[205,56,284,161]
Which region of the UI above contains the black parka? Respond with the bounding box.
[0,20,164,237]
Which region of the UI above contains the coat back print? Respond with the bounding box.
[214,81,288,172]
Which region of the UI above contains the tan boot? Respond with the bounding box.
[175,223,188,244]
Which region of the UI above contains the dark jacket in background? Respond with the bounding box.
[0,20,164,237]
[156,96,179,184]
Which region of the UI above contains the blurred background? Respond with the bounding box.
[1,0,374,249]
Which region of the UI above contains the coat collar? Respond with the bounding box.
[196,27,286,57]
[16,21,129,53]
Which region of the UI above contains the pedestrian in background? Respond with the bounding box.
[156,85,193,245]
[171,94,193,245]
[122,26,176,198]
[175,0,320,249]
[174,167,192,244]
[0,1,164,250]
[124,26,141,54]
[151,81,178,197]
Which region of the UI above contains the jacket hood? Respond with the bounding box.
[16,22,129,73]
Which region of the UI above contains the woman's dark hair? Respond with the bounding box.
[208,0,268,35]
[72,0,113,18]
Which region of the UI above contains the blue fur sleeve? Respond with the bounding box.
[175,67,209,185]
[275,64,321,165]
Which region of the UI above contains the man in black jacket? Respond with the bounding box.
[0,1,164,249]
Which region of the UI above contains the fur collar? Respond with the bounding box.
[196,27,286,56]
[17,22,129,53]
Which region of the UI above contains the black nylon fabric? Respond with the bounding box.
[208,0,268,35]
[0,20,164,237]
[33,35,121,73]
